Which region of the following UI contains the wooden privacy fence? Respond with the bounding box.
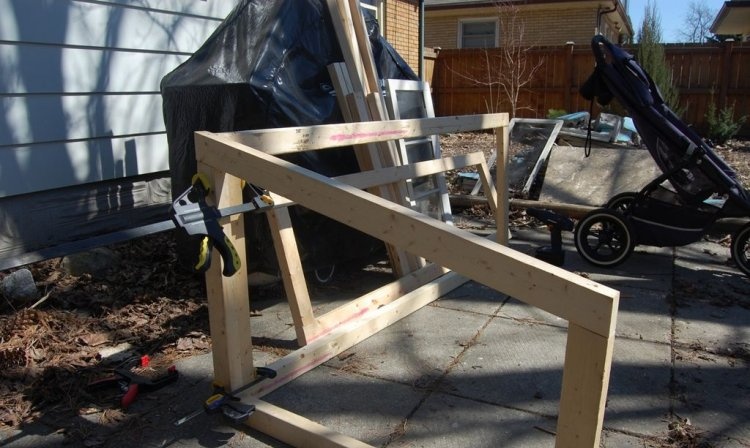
[431,41,750,136]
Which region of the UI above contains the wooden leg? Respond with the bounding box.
[247,399,375,448]
[478,159,497,217]
[266,206,319,346]
[556,323,615,448]
[495,125,510,245]
[201,164,255,390]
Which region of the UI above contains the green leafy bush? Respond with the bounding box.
[706,101,747,144]
[547,109,567,119]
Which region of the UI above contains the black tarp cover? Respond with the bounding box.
[161,0,417,274]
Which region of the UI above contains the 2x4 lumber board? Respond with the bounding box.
[328,62,417,276]
[450,196,595,218]
[246,399,375,448]
[240,269,470,399]
[199,164,255,391]
[329,63,355,100]
[510,199,596,219]
[257,155,481,340]
[327,0,369,95]
[336,154,496,223]
[476,158,498,216]
[334,152,487,192]
[309,262,450,343]
[555,323,615,448]
[260,152,488,212]
[220,114,509,155]
[365,93,407,173]
[345,0,380,95]
[339,0,395,143]
[266,207,320,346]
[252,156,481,344]
[328,62,377,173]
[195,131,619,338]
[495,125,510,245]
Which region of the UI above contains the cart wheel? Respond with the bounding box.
[574,209,635,267]
[731,223,750,277]
[606,192,637,214]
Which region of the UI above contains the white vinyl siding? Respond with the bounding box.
[0,0,238,197]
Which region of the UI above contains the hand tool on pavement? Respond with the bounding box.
[87,355,179,409]
[170,173,273,277]
[173,366,277,426]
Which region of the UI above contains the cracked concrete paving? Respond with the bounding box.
[2,226,748,448]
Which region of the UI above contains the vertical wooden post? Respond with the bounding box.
[495,125,510,245]
[556,324,615,448]
[266,207,319,346]
[200,164,255,390]
[564,42,575,113]
[326,0,423,275]
[718,40,733,111]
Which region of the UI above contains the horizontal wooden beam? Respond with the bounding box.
[335,152,487,190]
[219,114,508,155]
[260,153,489,210]
[195,131,619,338]
[247,399,375,448]
[240,269,470,399]
[310,263,451,343]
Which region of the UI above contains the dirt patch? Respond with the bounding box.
[0,235,209,428]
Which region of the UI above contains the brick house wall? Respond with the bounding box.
[425,2,630,49]
[384,0,421,71]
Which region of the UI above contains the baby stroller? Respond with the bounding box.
[573,35,750,277]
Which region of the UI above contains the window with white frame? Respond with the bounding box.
[360,0,383,31]
[459,19,499,48]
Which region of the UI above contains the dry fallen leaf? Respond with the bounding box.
[78,332,110,347]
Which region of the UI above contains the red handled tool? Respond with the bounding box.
[87,356,179,409]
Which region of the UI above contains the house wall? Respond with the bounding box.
[425,2,628,49]
[0,0,236,198]
[385,0,421,72]
[0,0,237,267]
[1,0,421,201]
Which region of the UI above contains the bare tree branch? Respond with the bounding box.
[488,1,544,117]
[678,0,716,43]
[442,1,544,117]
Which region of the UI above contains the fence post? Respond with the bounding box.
[564,42,575,113]
[718,40,733,110]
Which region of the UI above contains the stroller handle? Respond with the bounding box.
[591,35,666,108]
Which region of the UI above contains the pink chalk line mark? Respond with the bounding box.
[306,306,371,344]
[330,129,407,142]
[254,354,330,396]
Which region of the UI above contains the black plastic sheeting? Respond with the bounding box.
[161,0,417,275]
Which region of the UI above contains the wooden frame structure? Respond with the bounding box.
[194,113,620,448]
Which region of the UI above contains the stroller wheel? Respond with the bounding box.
[574,209,635,267]
[606,192,637,214]
[731,223,750,277]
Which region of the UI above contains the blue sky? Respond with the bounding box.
[626,0,726,42]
